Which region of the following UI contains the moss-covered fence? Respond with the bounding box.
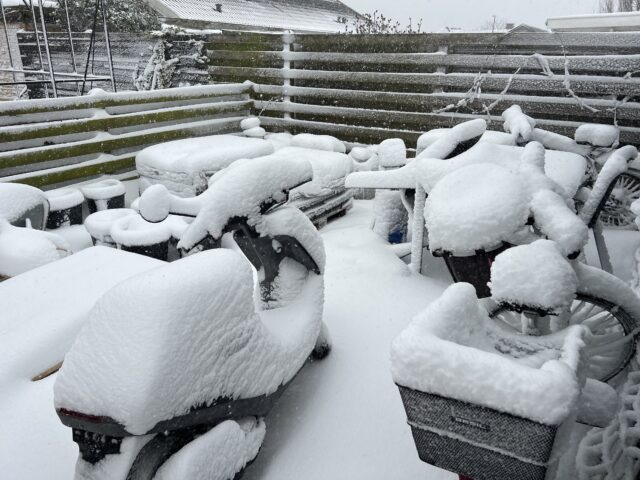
[0,83,251,188]
[207,30,640,147]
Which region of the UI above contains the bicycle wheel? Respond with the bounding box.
[599,170,640,229]
[489,293,637,383]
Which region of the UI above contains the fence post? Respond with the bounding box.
[282,31,293,123]
[433,45,448,94]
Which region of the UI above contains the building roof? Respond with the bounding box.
[547,11,640,32]
[147,0,360,33]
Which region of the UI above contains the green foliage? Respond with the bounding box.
[345,10,423,34]
[53,0,160,33]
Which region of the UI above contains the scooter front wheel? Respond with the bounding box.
[490,292,637,383]
[121,418,266,480]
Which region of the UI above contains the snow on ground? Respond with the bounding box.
[1,199,639,479]
[243,201,453,480]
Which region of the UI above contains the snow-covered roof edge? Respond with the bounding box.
[547,11,640,32]
[144,0,361,34]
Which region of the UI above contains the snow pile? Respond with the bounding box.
[530,129,591,156]
[138,184,171,223]
[425,163,530,254]
[530,190,588,256]
[44,188,84,212]
[0,247,162,385]
[345,164,415,190]
[155,419,266,480]
[416,119,486,160]
[240,117,261,130]
[417,127,513,156]
[286,148,352,198]
[241,117,266,139]
[349,131,582,193]
[414,141,585,198]
[391,283,586,426]
[579,145,638,226]
[0,220,71,277]
[518,142,571,198]
[136,135,274,174]
[416,128,449,156]
[80,179,125,201]
[349,147,379,172]
[377,139,406,169]
[110,215,174,247]
[84,209,136,245]
[372,191,407,243]
[265,132,293,150]
[574,124,619,148]
[479,130,517,146]
[489,240,578,314]
[54,248,323,434]
[502,104,536,142]
[0,183,48,225]
[290,133,346,153]
[178,155,313,250]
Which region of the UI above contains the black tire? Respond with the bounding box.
[599,170,640,229]
[489,293,637,383]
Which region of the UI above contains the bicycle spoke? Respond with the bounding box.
[571,302,598,325]
[583,311,618,331]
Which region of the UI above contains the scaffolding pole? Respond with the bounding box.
[0,0,116,98]
[28,0,49,97]
[61,0,81,95]
[100,0,117,92]
[0,0,19,98]
[37,0,57,97]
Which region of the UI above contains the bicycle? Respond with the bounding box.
[424,142,640,383]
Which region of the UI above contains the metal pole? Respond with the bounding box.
[81,0,100,95]
[37,0,57,97]
[410,184,427,274]
[0,0,19,98]
[100,0,116,92]
[61,0,80,95]
[29,0,49,97]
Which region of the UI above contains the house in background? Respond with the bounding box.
[145,0,360,33]
[547,11,640,32]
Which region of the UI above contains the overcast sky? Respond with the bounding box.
[344,0,602,31]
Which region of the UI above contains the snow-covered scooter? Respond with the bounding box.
[54,156,331,480]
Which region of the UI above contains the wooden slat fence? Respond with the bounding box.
[205,30,640,148]
[0,83,252,188]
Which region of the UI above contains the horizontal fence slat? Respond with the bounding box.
[212,66,640,96]
[210,50,640,75]
[294,32,640,53]
[257,102,640,146]
[0,116,245,171]
[0,83,251,116]
[2,155,137,188]
[252,84,640,124]
[0,100,251,144]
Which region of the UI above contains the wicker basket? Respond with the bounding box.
[397,386,559,480]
